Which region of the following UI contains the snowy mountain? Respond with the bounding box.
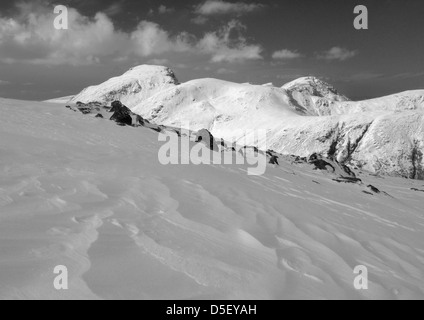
[70,65,179,107]
[69,65,424,180]
[1,97,424,299]
[282,76,350,116]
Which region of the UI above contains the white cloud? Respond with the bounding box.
[272,49,303,60]
[317,47,358,61]
[104,2,124,16]
[131,21,193,56]
[191,16,209,25]
[0,80,11,85]
[158,5,175,14]
[197,20,263,63]
[0,3,262,66]
[195,0,264,16]
[0,6,128,65]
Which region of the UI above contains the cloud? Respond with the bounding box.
[131,21,193,56]
[195,0,264,16]
[158,5,174,14]
[104,2,124,16]
[0,3,262,66]
[0,5,128,65]
[197,20,263,63]
[272,49,303,60]
[191,16,209,25]
[317,47,358,61]
[0,80,11,85]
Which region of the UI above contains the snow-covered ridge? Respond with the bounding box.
[70,65,179,108]
[68,65,424,179]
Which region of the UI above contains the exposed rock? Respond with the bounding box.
[195,129,219,151]
[294,156,308,164]
[269,156,279,165]
[150,125,163,133]
[110,101,132,114]
[95,114,104,118]
[333,177,362,184]
[110,101,133,126]
[311,159,335,172]
[136,115,145,126]
[341,164,356,177]
[77,106,92,115]
[367,185,381,194]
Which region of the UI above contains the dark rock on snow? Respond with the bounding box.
[367,185,381,194]
[269,156,279,165]
[136,115,145,126]
[109,101,133,126]
[311,159,335,172]
[195,129,219,151]
[333,177,362,184]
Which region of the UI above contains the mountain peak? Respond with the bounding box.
[282,76,348,100]
[281,76,349,116]
[123,65,178,79]
[70,65,179,108]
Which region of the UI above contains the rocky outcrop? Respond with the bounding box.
[109,101,133,126]
[195,129,219,151]
[269,155,279,165]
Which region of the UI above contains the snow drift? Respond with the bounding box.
[1,97,424,299]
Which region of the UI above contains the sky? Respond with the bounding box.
[0,0,423,101]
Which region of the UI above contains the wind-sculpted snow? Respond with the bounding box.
[1,98,424,299]
[70,65,424,180]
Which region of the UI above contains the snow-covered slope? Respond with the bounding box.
[132,78,301,131]
[328,91,424,115]
[1,98,424,300]
[70,66,424,180]
[70,65,179,108]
